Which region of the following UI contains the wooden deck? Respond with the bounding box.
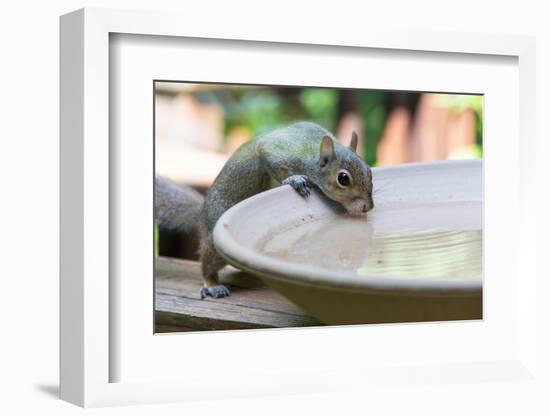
[155,256,322,332]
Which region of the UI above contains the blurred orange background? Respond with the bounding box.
[155,82,482,259]
[155,82,482,192]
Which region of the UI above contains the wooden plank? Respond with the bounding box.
[155,257,321,332]
[155,324,196,333]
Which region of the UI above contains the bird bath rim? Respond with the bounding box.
[213,160,482,295]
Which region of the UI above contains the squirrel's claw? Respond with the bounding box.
[200,284,231,300]
[283,175,311,198]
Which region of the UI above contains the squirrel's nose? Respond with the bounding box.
[363,201,374,213]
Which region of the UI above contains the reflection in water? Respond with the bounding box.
[356,229,481,279]
[257,202,482,280]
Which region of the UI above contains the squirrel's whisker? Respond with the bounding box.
[373,179,394,194]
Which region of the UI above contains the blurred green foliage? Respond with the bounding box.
[194,88,286,136]
[192,86,482,165]
[436,94,483,147]
[194,87,341,136]
[299,88,339,131]
[358,91,388,166]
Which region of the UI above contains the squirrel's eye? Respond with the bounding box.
[337,170,351,187]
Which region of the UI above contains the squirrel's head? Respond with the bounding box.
[318,132,374,216]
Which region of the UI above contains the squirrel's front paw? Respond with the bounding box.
[283,175,312,197]
[200,284,231,299]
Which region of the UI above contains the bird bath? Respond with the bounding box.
[213,160,482,325]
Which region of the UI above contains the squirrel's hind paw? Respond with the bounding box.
[283,175,311,197]
[200,284,231,300]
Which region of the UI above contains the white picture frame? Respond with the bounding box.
[60,8,538,408]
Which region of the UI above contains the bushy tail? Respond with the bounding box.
[155,176,204,233]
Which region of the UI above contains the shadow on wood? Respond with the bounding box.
[155,256,322,332]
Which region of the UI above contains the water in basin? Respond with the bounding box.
[256,201,482,280]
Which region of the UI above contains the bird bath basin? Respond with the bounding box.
[213,160,482,325]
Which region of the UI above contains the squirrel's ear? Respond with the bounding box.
[349,131,358,153]
[320,135,335,167]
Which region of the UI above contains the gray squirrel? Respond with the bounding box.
[155,121,374,299]
[155,175,204,233]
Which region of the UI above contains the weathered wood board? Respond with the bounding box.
[155,257,322,332]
